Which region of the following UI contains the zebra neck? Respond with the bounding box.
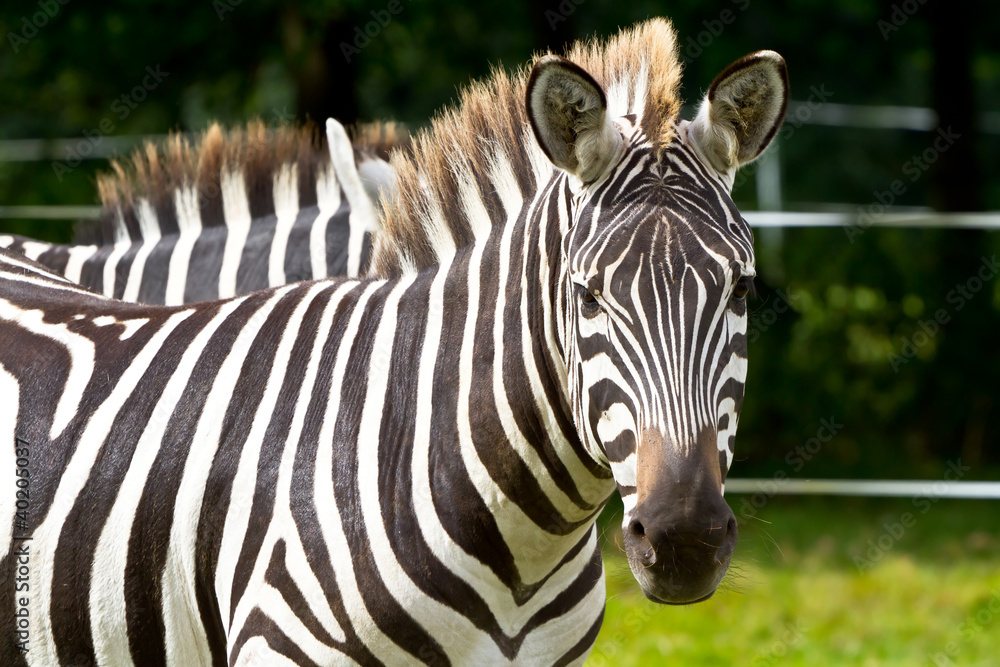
[413,197,615,598]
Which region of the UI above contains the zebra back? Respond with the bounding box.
[0,119,407,304]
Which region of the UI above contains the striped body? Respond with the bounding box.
[0,239,610,665]
[1,19,788,666]
[0,197,367,305]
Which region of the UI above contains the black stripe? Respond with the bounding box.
[284,206,321,282]
[263,540,340,647]
[330,280,450,664]
[123,298,262,664]
[185,225,228,303]
[49,305,219,664]
[288,280,381,665]
[235,214,277,294]
[229,287,331,621]
[230,608,320,667]
[323,199,352,277]
[137,237,178,304]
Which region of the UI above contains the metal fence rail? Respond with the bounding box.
[726,479,1000,499]
[744,211,1000,229]
[0,205,101,220]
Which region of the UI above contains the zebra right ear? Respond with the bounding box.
[688,50,789,174]
[526,56,623,183]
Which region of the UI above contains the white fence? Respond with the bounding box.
[726,479,1000,499]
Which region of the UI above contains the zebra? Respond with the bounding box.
[0,118,406,305]
[1,18,787,666]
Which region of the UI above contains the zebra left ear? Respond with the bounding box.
[689,51,789,173]
[526,55,623,183]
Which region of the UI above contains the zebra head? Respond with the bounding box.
[527,50,788,603]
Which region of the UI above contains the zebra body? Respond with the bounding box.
[1,19,787,665]
[0,119,402,305]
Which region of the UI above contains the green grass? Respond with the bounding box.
[588,496,1000,666]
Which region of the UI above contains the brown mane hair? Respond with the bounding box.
[87,119,409,245]
[372,18,681,278]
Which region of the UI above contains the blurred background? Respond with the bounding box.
[2,0,998,663]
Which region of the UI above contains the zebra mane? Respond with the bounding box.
[83,119,408,245]
[371,17,682,278]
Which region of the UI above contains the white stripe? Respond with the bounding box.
[456,239,594,590]
[0,269,96,297]
[64,244,99,284]
[18,240,51,262]
[90,300,241,667]
[219,170,252,298]
[311,280,417,665]
[160,289,289,665]
[0,364,19,560]
[311,164,341,280]
[268,163,300,287]
[215,283,328,629]
[353,276,505,663]
[0,299,96,441]
[422,182,456,262]
[487,151,523,218]
[456,160,492,241]
[326,119,377,278]
[228,283,351,661]
[165,186,204,305]
[1,250,88,289]
[121,199,162,301]
[25,309,193,667]
[102,242,130,298]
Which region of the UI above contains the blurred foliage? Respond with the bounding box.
[0,0,997,477]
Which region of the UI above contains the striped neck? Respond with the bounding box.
[411,169,615,606]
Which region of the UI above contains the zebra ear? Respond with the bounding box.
[526,55,623,183]
[689,51,789,173]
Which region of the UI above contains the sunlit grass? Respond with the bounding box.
[588,497,1000,666]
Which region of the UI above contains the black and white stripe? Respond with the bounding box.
[0,120,388,305]
[1,20,787,665]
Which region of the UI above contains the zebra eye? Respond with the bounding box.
[732,277,752,302]
[576,283,601,311]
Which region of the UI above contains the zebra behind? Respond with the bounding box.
[1,18,787,665]
[0,119,406,304]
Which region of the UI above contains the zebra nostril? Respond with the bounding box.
[629,519,645,537]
